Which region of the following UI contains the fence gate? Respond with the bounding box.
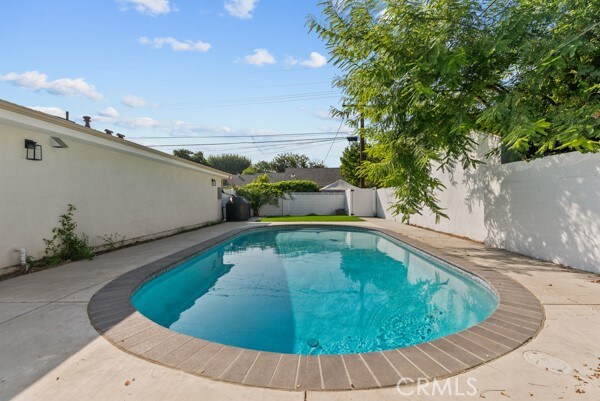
[346,188,377,217]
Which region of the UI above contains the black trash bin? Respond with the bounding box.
[226,196,251,221]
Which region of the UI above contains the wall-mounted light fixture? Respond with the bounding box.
[24,139,42,161]
[211,179,217,186]
[50,137,68,148]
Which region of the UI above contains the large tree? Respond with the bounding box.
[243,154,327,174]
[339,142,380,187]
[270,153,311,172]
[172,149,207,165]
[207,154,252,174]
[242,161,273,175]
[270,153,326,172]
[309,0,600,221]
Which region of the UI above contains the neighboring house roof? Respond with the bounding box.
[320,179,360,192]
[282,168,342,187]
[228,172,287,187]
[0,98,230,179]
[227,168,342,188]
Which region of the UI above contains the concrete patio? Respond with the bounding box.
[0,219,598,401]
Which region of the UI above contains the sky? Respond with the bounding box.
[0,0,352,166]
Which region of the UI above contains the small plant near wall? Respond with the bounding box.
[98,233,126,251]
[42,204,95,265]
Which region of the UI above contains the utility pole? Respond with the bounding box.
[359,116,365,188]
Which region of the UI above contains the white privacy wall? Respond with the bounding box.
[405,161,489,242]
[260,192,346,216]
[484,152,600,273]
[0,105,228,271]
[377,151,600,273]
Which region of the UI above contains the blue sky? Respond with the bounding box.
[0,0,351,166]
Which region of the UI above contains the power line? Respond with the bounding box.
[156,95,341,110]
[250,136,266,157]
[127,131,351,140]
[146,137,348,148]
[323,119,346,164]
[160,91,337,106]
[257,81,332,88]
[192,140,346,156]
[246,66,336,73]
[156,91,341,109]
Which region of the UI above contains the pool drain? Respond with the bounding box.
[307,338,320,348]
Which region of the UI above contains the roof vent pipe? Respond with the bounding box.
[105,129,113,136]
[65,111,70,121]
[83,116,91,128]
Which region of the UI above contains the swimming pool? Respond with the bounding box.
[132,227,498,355]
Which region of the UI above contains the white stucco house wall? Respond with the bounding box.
[0,99,230,274]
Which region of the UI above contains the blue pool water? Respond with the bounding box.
[132,228,497,355]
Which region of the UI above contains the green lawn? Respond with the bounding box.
[258,215,364,222]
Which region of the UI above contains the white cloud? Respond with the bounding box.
[122,95,148,108]
[139,36,211,52]
[300,52,327,68]
[98,107,119,118]
[118,0,170,16]
[284,56,299,67]
[121,116,160,128]
[29,106,65,118]
[313,110,341,120]
[243,48,275,66]
[319,122,353,134]
[224,0,258,19]
[95,113,277,138]
[1,71,103,101]
[95,114,159,129]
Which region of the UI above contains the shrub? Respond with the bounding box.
[235,183,286,217]
[235,179,319,216]
[42,204,94,265]
[272,180,319,193]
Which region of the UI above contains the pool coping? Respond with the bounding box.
[87,224,545,391]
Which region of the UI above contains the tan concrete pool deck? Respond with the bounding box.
[0,219,599,400]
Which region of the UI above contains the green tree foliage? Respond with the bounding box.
[253,173,271,184]
[339,142,381,187]
[307,159,326,169]
[309,0,600,221]
[273,180,320,192]
[339,143,361,186]
[207,154,252,174]
[269,153,326,172]
[172,149,208,165]
[242,161,273,175]
[244,154,326,174]
[269,152,310,172]
[235,184,286,216]
[241,166,256,175]
[235,179,320,216]
[43,204,94,265]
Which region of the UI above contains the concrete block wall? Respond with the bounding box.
[377,151,600,274]
[260,192,347,216]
